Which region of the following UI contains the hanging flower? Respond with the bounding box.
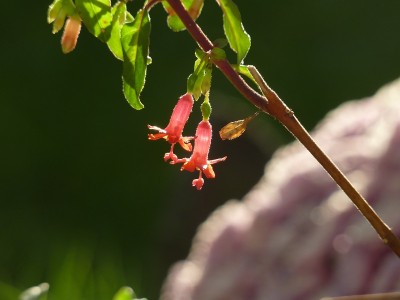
[61,16,82,54]
[148,93,194,162]
[173,120,227,190]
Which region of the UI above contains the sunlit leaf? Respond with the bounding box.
[113,286,135,300]
[187,51,209,100]
[112,286,148,300]
[107,1,128,60]
[219,112,259,140]
[75,0,112,42]
[201,66,212,94]
[47,0,76,33]
[218,0,251,64]
[162,0,204,32]
[235,64,258,86]
[121,9,151,110]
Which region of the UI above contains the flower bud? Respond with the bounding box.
[61,17,82,54]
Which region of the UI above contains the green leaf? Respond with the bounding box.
[121,9,151,110]
[47,0,76,33]
[112,286,148,300]
[218,0,251,64]
[107,1,128,60]
[162,0,204,32]
[75,0,112,42]
[201,66,212,95]
[187,52,209,100]
[235,64,257,86]
[210,47,226,61]
[112,286,135,300]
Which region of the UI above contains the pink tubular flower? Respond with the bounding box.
[148,93,194,162]
[61,16,81,54]
[174,120,227,190]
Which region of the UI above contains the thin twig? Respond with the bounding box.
[164,0,400,257]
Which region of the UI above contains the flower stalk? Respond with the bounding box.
[164,0,400,257]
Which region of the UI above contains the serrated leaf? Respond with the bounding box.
[107,1,127,60]
[201,66,212,94]
[218,0,251,64]
[162,0,204,32]
[75,0,112,42]
[121,9,151,110]
[125,12,134,23]
[47,0,76,33]
[48,0,64,23]
[187,54,208,100]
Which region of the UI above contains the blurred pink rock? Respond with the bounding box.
[161,78,400,300]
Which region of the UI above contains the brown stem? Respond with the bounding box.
[164,0,400,257]
[248,66,400,257]
[165,0,269,112]
[144,0,161,12]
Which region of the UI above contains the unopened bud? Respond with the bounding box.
[61,17,81,54]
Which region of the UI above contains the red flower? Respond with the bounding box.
[174,120,227,190]
[148,93,194,162]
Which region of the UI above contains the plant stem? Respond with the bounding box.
[164,0,269,112]
[248,66,400,257]
[164,0,400,257]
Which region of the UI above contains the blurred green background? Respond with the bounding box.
[1,0,400,299]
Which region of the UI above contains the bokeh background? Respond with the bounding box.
[1,0,400,299]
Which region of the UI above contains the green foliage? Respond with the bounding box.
[201,66,212,96]
[187,50,212,100]
[218,0,251,65]
[107,1,128,60]
[235,64,258,86]
[75,0,113,42]
[113,286,147,300]
[47,0,251,112]
[47,0,76,33]
[162,0,204,32]
[17,284,147,300]
[121,9,151,110]
[210,47,226,61]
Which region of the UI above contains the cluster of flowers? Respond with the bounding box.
[148,93,226,190]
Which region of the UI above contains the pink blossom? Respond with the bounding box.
[148,93,194,162]
[174,120,227,190]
